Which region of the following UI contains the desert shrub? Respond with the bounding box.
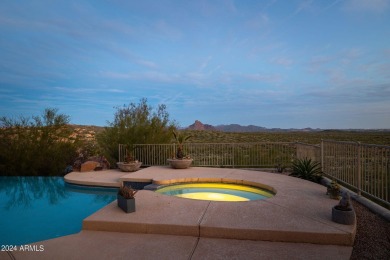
[97,98,177,165]
[289,158,322,183]
[0,108,78,176]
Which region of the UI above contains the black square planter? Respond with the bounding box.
[117,194,136,213]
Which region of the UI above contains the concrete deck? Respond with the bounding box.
[8,167,355,259]
[10,231,352,260]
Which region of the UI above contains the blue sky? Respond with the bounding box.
[1,0,389,129]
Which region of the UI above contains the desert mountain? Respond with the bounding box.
[187,120,216,131]
[185,120,324,132]
[186,120,269,132]
[215,124,268,132]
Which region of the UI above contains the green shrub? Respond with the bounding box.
[0,108,78,176]
[97,98,177,165]
[289,158,322,183]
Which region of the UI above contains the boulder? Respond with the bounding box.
[80,161,100,172]
[87,156,110,170]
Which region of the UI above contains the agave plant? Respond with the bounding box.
[172,130,193,159]
[289,158,322,183]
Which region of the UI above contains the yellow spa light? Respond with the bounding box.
[156,182,274,202]
[176,192,249,202]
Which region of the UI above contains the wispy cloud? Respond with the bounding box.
[101,69,282,88]
[307,55,334,72]
[323,0,343,11]
[305,83,390,103]
[240,73,282,83]
[53,86,125,94]
[343,0,390,13]
[246,13,270,30]
[271,57,294,67]
[198,56,213,72]
[1,0,389,128]
[153,20,182,41]
[293,0,314,16]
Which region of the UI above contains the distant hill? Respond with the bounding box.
[68,122,390,137]
[187,120,217,131]
[215,124,268,132]
[185,120,323,132]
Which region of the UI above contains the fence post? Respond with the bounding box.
[118,144,121,163]
[357,142,362,196]
[232,143,235,168]
[321,139,324,173]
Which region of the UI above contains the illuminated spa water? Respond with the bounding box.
[156,183,274,201]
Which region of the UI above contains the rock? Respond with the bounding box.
[80,161,100,172]
[88,156,110,170]
[72,154,110,172]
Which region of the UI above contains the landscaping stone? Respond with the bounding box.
[88,156,110,170]
[80,161,100,172]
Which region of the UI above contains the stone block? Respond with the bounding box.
[81,161,100,172]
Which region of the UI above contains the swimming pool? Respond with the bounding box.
[0,176,117,245]
[156,183,274,201]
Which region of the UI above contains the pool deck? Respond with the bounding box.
[9,167,355,259]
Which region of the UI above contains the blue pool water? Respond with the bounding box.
[0,176,117,245]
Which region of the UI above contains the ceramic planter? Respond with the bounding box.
[117,161,142,172]
[332,206,356,225]
[167,158,193,169]
[117,194,136,213]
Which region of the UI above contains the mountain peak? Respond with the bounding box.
[187,120,216,131]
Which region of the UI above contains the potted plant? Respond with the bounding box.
[332,191,356,225]
[327,179,341,199]
[117,185,138,213]
[167,130,193,169]
[117,151,142,172]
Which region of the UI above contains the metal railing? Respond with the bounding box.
[119,142,297,168]
[322,140,390,207]
[296,142,321,162]
[119,144,175,165]
[119,140,389,207]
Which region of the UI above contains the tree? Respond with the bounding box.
[0,108,77,176]
[97,98,177,164]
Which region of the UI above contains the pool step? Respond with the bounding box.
[83,190,355,246]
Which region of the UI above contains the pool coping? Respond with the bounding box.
[81,166,356,246]
[10,166,356,259]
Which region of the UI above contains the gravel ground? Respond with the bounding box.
[350,200,390,260]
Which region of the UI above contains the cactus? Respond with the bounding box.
[327,180,341,199]
[118,185,138,199]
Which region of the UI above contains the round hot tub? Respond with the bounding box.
[155,182,274,202]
